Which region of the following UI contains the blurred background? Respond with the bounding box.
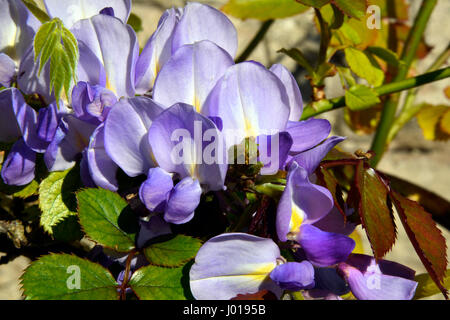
[1,0,449,299]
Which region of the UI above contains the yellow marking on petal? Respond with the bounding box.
[190,262,277,282]
[105,76,116,94]
[289,202,305,233]
[193,95,201,113]
[244,117,257,138]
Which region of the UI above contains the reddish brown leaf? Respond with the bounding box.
[355,161,396,259]
[231,290,277,300]
[316,166,346,219]
[390,190,448,299]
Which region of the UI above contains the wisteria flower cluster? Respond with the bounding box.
[1,0,448,301]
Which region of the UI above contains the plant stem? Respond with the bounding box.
[369,0,437,167]
[300,67,450,119]
[236,20,274,63]
[315,8,330,67]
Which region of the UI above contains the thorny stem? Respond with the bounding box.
[369,0,438,167]
[119,249,136,300]
[236,20,274,63]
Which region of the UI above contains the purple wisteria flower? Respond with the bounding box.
[189,233,315,300]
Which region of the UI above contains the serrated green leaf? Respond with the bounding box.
[128,265,187,300]
[345,84,381,111]
[355,161,396,259]
[332,0,366,19]
[77,188,138,252]
[21,254,118,300]
[33,18,78,107]
[366,46,401,67]
[39,166,80,234]
[414,270,450,299]
[222,0,309,21]
[143,235,202,267]
[21,0,50,23]
[345,47,384,86]
[53,215,84,242]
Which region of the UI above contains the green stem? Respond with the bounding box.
[300,67,450,119]
[315,8,330,67]
[369,0,437,167]
[236,20,274,63]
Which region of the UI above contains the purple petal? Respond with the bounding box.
[45,0,131,28]
[36,103,58,143]
[1,138,35,186]
[313,267,349,296]
[135,8,180,94]
[345,253,416,280]
[153,40,234,112]
[338,262,417,300]
[313,206,356,236]
[171,2,238,58]
[270,64,303,121]
[297,224,355,267]
[270,261,315,291]
[87,123,118,191]
[17,46,53,104]
[0,0,39,62]
[80,149,96,188]
[203,61,290,148]
[286,119,331,154]
[276,163,334,241]
[291,136,346,175]
[259,131,293,175]
[45,115,97,172]
[0,53,16,87]
[164,177,202,224]
[71,14,139,98]
[0,88,22,142]
[139,167,173,212]
[75,41,107,89]
[189,233,282,300]
[148,103,227,191]
[104,96,163,177]
[99,7,115,17]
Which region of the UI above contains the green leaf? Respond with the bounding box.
[278,48,315,75]
[345,84,381,111]
[128,265,187,300]
[390,191,448,298]
[52,215,84,242]
[21,0,50,23]
[77,188,138,252]
[127,13,143,33]
[414,270,450,299]
[143,235,202,267]
[366,46,401,67]
[21,254,118,300]
[320,3,344,29]
[222,0,309,21]
[344,47,384,86]
[355,161,396,259]
[253,183,285,199]
[39,166,80,234]
[296,0,330,8]
[34,18,78,107]
[337,66,356,88]
[332,0,366,19]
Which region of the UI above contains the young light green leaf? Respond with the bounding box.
[39,166,80,234]
[414,270,450,299]
[128,265,187,300]
[21,0,51,23]
[296,0,330,8]
[278,48,315,75]
[416,105,450,141]
[33,18,78,106]
[143,235,202,267]
[222,0,309,21]
[21,254,118,300]
[345,84,381,111]
[337,66,356,88]
[77,188,138,252]
[344,47,384,86]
